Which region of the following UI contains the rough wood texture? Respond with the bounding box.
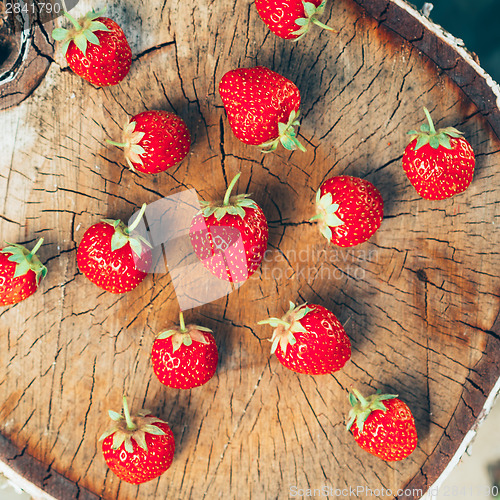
[0,0,499,499]
[0,17,55,110]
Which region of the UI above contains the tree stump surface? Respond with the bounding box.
[0,0,499,499]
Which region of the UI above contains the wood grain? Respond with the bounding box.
[0,0,499,499]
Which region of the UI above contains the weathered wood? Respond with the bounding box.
[0,14,55,111]
[0,0,499,499]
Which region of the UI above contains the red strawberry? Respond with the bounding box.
[312,175,383,247]
[347,389,418,461]
[403,107,475,200]
[258,302,351,375]
[52,9,131,87]
[255,0,337,40]
[0,239,47,306]
[151,312,218,389]
[77,204,152,293]
[189,173,268,283]
[100,396,175,484]
[219,66,306,153]
[107,111,191,174]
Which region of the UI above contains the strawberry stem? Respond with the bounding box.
[127,204,147,233]
[179,312,186,332]
[107,139,129,148]
[27,238,44,261]
[423,107,436,134]
[312,18,337,32]
[122,396,137,431]
[223,173,241,206]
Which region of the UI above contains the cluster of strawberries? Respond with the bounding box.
[0,0,477,488]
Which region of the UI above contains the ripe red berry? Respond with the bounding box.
[77,204,152,293]
[0,239,47,306]
[151,312,218,389]
[100,396,175,484]
[107,111,191,174]
[189,173,268,283]
[312,175,384,247]
[255,0,336,40]
[52,9,131,87]
[259,302,351,375]
[403,107,475,200]
[347,389,418,461]
[219,66,306,153]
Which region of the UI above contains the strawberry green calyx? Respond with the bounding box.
[407,107,464,151]
[102,203,152,258]
[99,396,167,453]
[346,389,398,433]
[1,238,47,285]
[199,173,259,221]
[311,189,344,241]
[52,9,111,57]
[157,312,213,352]
[292,0,337,40]
[258,110,306,154]
[258,302,312,355]
[107,119,147,172]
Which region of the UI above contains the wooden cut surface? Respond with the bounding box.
[0,0,499,499]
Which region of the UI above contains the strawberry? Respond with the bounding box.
[255,0,336,40]
[107,111,191,174]
[219,66,306,153]
[189,173,268,283]
[77,204,152,293]
[151,312,218,389]
[258,302,351,375]
[347,389,418,462]
[0,239,47,306]
[100,396,175,484]
[52,9,132,87]
[312,175,383,247]
[403,107,475,200]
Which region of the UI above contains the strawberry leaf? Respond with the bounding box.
[133,431,149,452]
[414,135,429,151]
[89,21,111,32]
[303,2,317,17]
[320,225,333,241]
[74,33,88,55]
[124,439,134,454]
[142,424,166,435]
[270,335,280,354]
[194,326,213,333]
[112,433,126,450]
[84,29,101,46]
[429,136,440,149]
[99,427,118,441]
[52,28,69,40]
[157,329,178,340]
[111,230,130,252]
[108,410,123,421]
[439,134,452,150]
[128,238,144,259]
